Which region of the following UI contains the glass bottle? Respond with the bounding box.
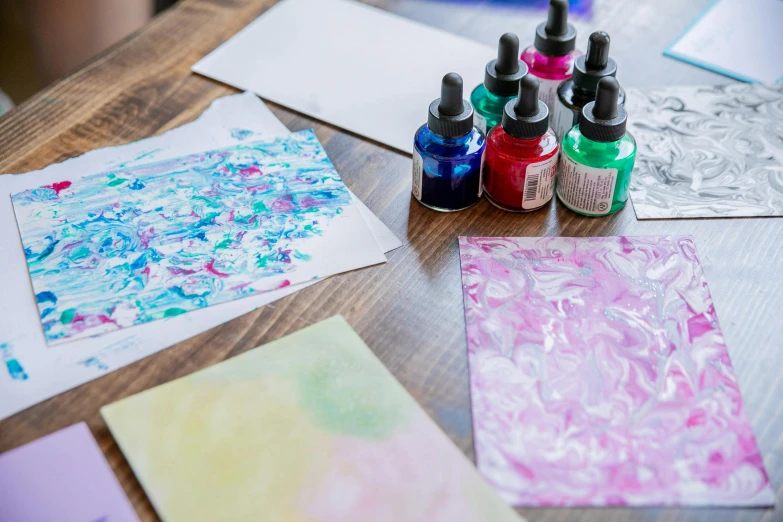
[552,31,625,139]
[557,77,636,216]
[483,76,559,212]
[520,0,581,115]
[470,32,527,134]
[412,73,485,212]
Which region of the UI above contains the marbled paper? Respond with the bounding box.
[626,83,783,219]
[11,130,385,344]
[458,236,773,507]
[102,316,525,522]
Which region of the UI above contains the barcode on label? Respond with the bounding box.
[524,172,539,202]
[521,154,558,210]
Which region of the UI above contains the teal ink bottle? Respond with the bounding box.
[412,73,485,212]
[552,31,625,139]
[557,77,636,217]
[470,33,528,135]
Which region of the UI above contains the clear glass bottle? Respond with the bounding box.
[557,77,636,216]
[470,33,527,134]
[412,73,485,212]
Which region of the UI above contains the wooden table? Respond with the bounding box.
[0,0,780,520]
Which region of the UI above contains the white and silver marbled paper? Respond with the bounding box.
[626,83,783,219]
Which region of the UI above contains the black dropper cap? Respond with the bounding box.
[484,33,528,97]
[571,31,617,94]
[502,75,549,139]
[534,0,577,57]
[580,77,627,142]
[428,73,474,138]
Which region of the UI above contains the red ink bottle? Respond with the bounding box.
[482,75,559,212]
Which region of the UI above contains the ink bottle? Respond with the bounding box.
[552,31,625,139]
[520,0,580,116]
[412,73,485,212]
[470,33,528,135]
[483,76,559,212]
[557,77,636,216]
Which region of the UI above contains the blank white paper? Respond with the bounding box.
[666,0,783,84]
[192,0,494,153]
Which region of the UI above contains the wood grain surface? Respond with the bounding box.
[0,0,781,521]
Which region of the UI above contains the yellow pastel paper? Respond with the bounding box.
[102,316,523,522]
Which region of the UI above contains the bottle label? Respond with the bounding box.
[522,154,558,209]
[473,112,487,135]
[552,99,578,140]
[557,154,617,215]
[412,149,423,201]
[535,77,563,116]
[478,154,485,198]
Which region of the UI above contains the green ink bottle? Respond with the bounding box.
[556,77,636,216]
[470,33,528,135]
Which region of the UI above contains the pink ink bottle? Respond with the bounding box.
[520,0,580,116]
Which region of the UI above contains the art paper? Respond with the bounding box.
[0,92,400,420]
[192,0,494,153]
[459,235,773,506]
[12,130,386,343]
[665,0,783,84]
[0,422,139,522]
[102,316,525,522]
[626,83,783,219]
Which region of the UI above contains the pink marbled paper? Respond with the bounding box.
[458,236,773,507]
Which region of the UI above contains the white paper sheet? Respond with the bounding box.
[665,0,783,84]
[0,92,402,419]
[192,0,494,153]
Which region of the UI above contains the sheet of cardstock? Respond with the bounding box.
[0,92,401,420]
[626,83,783,219]
[458,236,773,507]
[12,131,386,344]
[0,422,139,522]
[102,316,524,522]
[665,0,783,84]
[192,0,493,153]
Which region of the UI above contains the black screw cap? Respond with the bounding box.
[428,73,474,138]
[502,75,549,139]
[484,33,528,97]
[571,31,618,94]
[534,0,577,57]
[580,77,627,142]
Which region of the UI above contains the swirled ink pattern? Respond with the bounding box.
[12,130,354,344]
[626,83,783,219]
[459,236,773,506]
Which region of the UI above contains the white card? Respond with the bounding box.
[665,0,783,84]
[192,0,494,153]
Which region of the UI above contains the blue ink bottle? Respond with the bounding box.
[413,73,486,212]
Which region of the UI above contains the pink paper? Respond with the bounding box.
[458,236,773,507]
[0,422,139,522]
